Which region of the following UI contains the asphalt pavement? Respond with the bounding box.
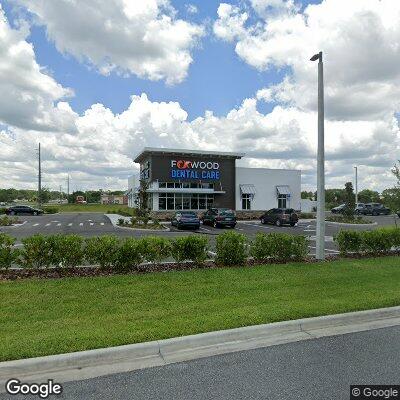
[1,212,398,255]
[3,325,398,400]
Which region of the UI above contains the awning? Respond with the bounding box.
[276,185,291,195]
[240,184,256,195]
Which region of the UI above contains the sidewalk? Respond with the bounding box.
[1,306,400,391]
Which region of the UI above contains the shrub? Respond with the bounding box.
[250,232,307,262]
[115,238,142,271]
[171,236,208,263]
[138,236,171,263]
[0,216,19,226]
[43,206,59,214]
[19,235,55,268]
[141,216,150,225]
[0,208,6,214]
[117,218,125,226]
[0,233,19,269]
[334,230,363,255]
[130,217,138,225]
[361,230,393,253]
[298,212,315,219]
[215,231,247,266]
[50,235,84,268]
[85,235,119,268]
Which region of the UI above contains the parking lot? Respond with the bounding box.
[2,212,399,255]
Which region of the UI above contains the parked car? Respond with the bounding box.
[331,204,346,214]
[202,208,236,228]
[260,208,298,227]
[171,211,200,230]
[354,203,366,215]
[362,203,390,216]
[5,205,44,216]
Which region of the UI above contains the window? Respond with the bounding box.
[159,193,166,210]
[159,182,167,188]
[278,195,288,208]
[242,194,251,210]
[175,194,183,210]
[159,193,214,211]
[199,194,206,210]
[190,194,198,210]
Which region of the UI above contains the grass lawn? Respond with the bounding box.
[1,256,400,361]
[54,203,129,213]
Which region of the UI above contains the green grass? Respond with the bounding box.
[54,203,129,213]
[1,256,400,361]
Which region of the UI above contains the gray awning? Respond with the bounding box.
[240,184,256,195]
[276,185,291,195]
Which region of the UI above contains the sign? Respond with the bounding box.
[170,159,220,180]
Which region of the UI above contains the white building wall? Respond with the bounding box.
[127,174,139,208]
[235,167,301,211]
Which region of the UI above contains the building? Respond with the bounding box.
[100,194,128,205]
[127,148,301,212]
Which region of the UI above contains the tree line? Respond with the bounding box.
[0,189,126,204]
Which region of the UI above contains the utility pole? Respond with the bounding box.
[59,185,62,203]
[67,174,70,203]
[354,166,358,204]
[38,143,42,206]
[310,51,325,260]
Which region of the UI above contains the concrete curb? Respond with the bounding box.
[1,306,400,389]
[326,221,378,227]
[104,214,169,232]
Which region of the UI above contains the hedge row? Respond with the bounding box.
[334,227,400,255]
[0,231,309,270]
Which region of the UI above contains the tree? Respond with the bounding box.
[38,187,51,204]
[358,189,380,204]
[301,191,314,200]
[343,182,355,217]
[134,179,150,216]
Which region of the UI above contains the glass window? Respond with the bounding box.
[167,195,175,210]
[175,194,183,210]
[278,195,287,208]
[159,196,166,210]
[207,196,214,209]
[183,195,191,209]
[191,194,198,210]
[159,182,166,188]
[199,194,206,209]
[167,182,175,188]
[182,182,190,189]
[175,182,182,188]
[190,182,198,189]
[242,194,251,210]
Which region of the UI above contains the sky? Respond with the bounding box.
[0,0,399,193]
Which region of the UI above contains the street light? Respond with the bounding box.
[354,166,358,204]
[310,51,325,260]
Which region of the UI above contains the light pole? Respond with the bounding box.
[354,166,358,204]
[310,51,325,260]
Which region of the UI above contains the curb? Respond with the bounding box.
[325,221,378,227]
[1,306,400,389]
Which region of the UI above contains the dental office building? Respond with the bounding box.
[127,148,301,212]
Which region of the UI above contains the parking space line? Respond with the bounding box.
[100,222,104,226]
[242,223,273,229]
[33,223,39,226]
[199,227,211,232]
[79,223,83,226]
[57,223,61,226]
[45,223,51,227]
[90,223,94,226]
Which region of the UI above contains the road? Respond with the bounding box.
[1,212,398,255]
[3,325,398,400]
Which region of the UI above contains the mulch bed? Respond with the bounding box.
[1,251,398,281]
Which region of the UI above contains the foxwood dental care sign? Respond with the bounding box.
[170,160,220,180]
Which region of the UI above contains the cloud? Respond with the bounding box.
[185,4,198,14]
[15,0,204,85]
[214,0,400,120]
[0,5,75,131]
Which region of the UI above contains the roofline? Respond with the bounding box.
[236,166,301,173]
[134,147,245,163]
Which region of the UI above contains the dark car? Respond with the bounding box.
[202,208,236,228]
[354,203,366,214]
[5,205,43,216]
[362,203,390,216]
[260,208,298,227]
[331,204,346,214]
[171,211,200,230]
